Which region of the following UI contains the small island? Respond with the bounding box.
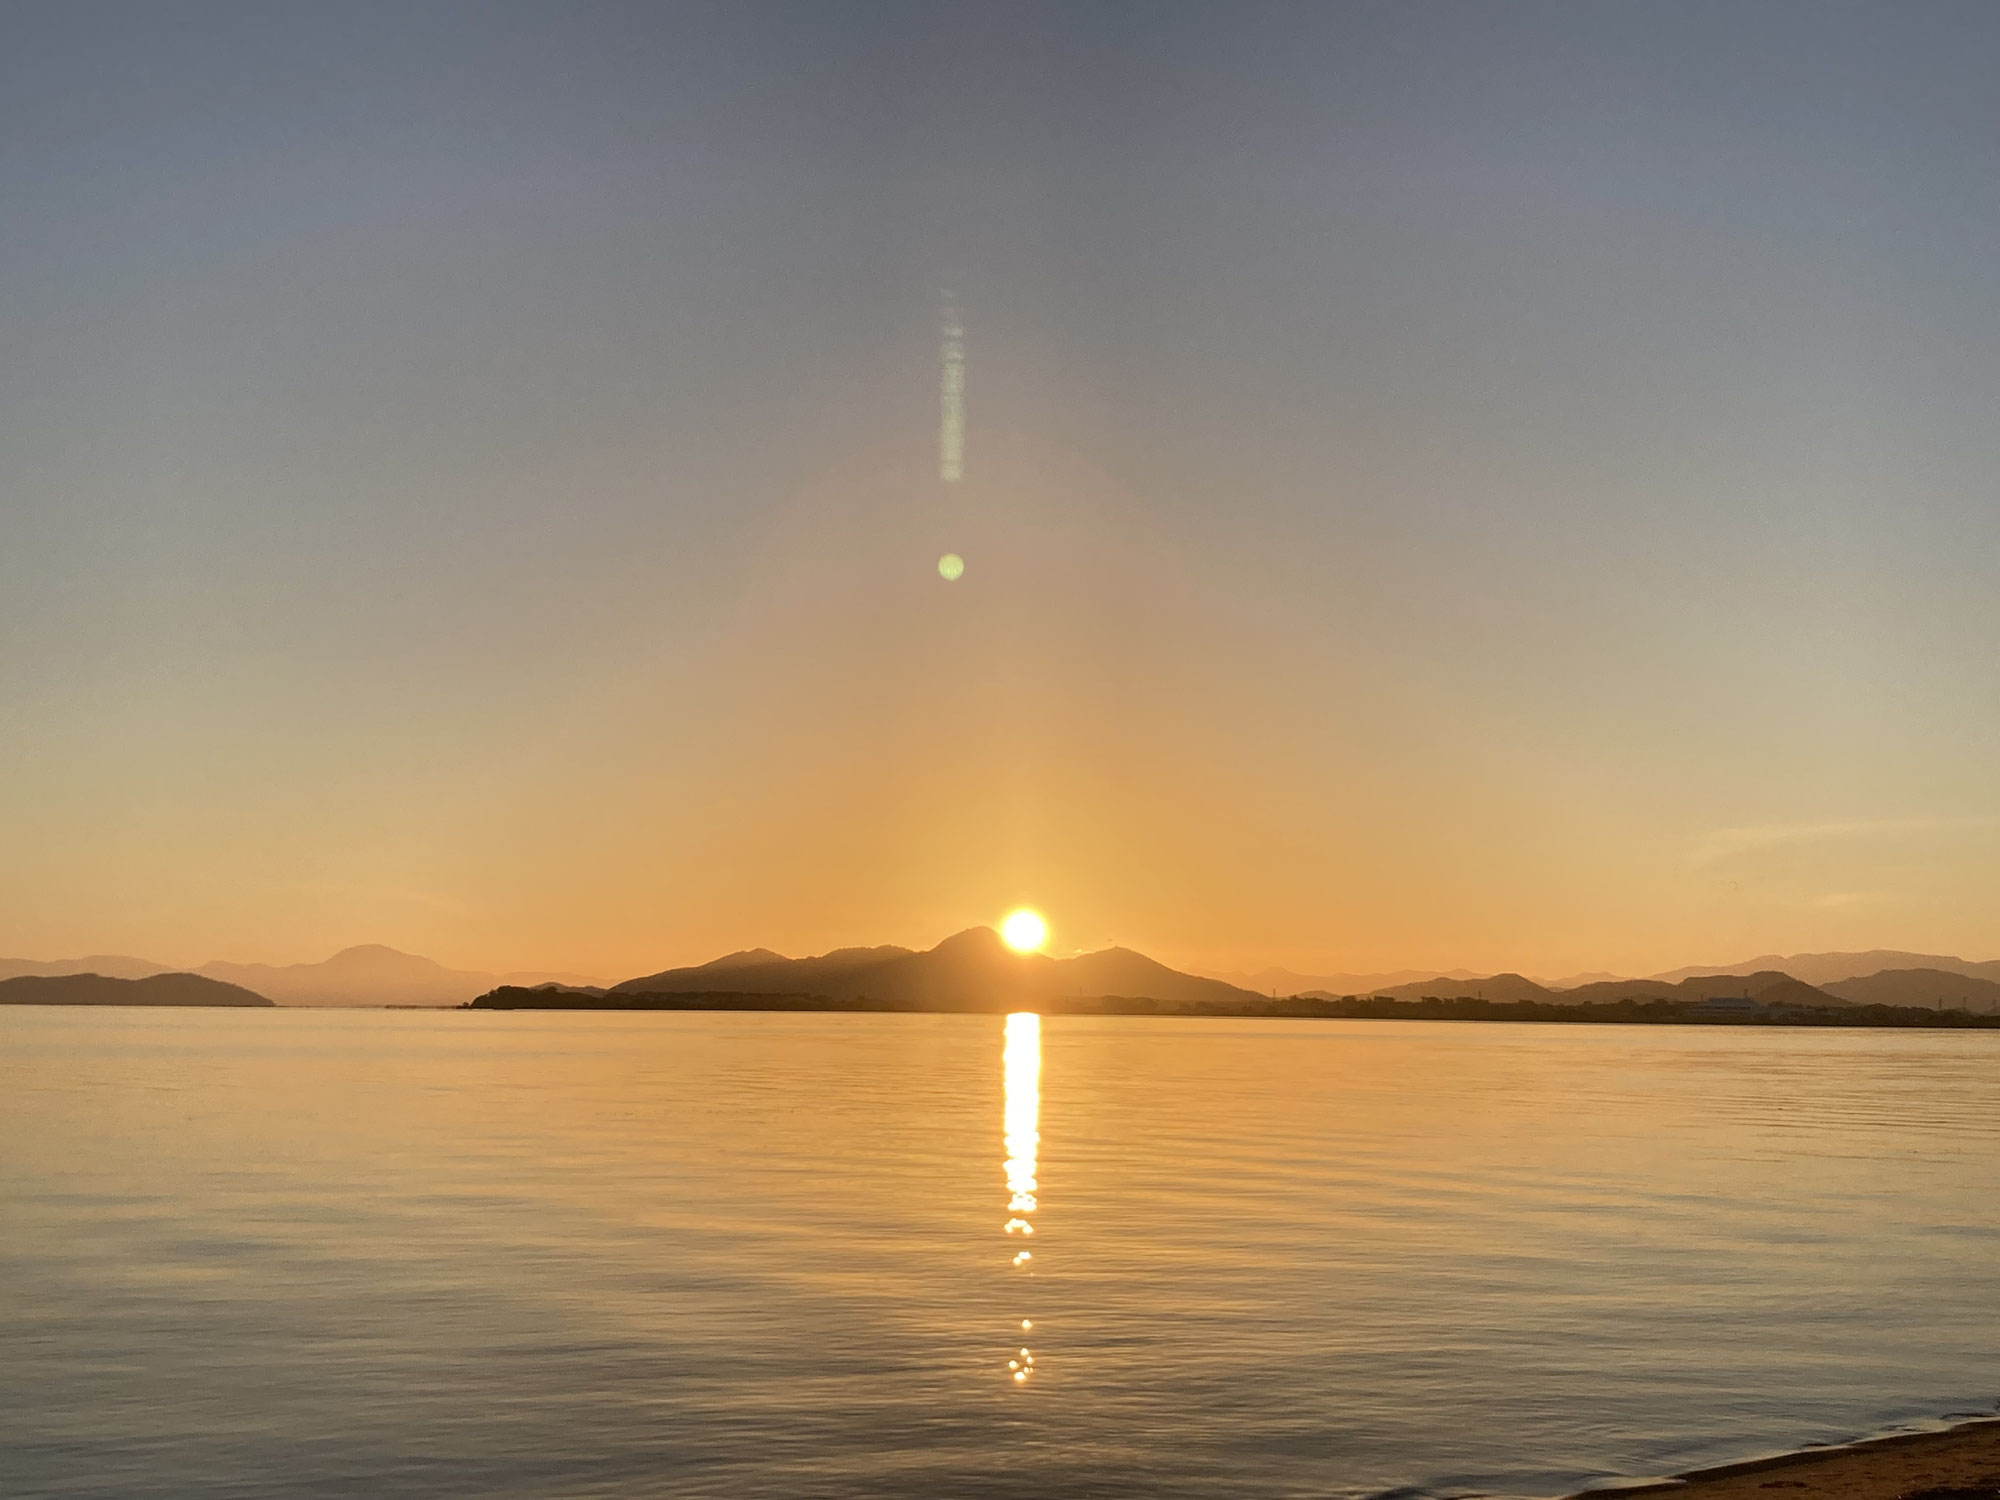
[0,973,274,1007]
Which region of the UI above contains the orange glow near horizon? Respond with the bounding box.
[1,350,1990,991]
[6,429,1989,985]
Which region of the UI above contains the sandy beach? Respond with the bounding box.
[1580,1420,2000,1500]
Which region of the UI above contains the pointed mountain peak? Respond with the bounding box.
[322,945,445,972]
[931,926,1006,956]
[696,948,789,970]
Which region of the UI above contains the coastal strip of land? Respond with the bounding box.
[467,986,2000,1027]
[1575,1418,2000,1500]
[463,928,2000,1026]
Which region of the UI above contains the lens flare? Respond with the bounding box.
[940,296,965,483]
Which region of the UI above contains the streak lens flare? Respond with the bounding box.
[940,297,965,483]
[1003,1011,1041,1383]
[1000,909,1047,953]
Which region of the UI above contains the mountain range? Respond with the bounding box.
[1294,970,1852,1008]
[1646,950,2000,986]
[1198,966,1483,997]
[1819,968,2000,1012]
[7,939,1999,1014]
[0,945,598,1007]
[604,938,1992,1015]
[610,927,1260,1010]
[1202,950,2000,1000]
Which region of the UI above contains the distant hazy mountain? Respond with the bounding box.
[1822,969,2000,1014]
[1209,955,2000,999]
[1211,966,1646,998]
[1298,973,1558,1003]
[0,944,597,1006]
[1649,950,2000,987]
[1199,966,1481,997]
[1293,969,1846,1008]
[0,972,272,1006]
[690,948,794,970]
[196,945,599,1007]
[1269,952,2000,1003]
[0,954,175,982]
[613,928,1259,1010]
[1559,971,1845,1006]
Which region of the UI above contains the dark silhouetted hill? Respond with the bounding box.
[1199,965,1482,996]
[0,972,273,1006]
[1559,970,1847,1006]
[1822,968,2000,1014]
[616,943,916,996]
[688,948,794,970]
[0,954,174,982]
[610,928,1259,1010]
[1650,950,2000,986]
[1298,973,1557,1003]
[1294,969,1847,1008]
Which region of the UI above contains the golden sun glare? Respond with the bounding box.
[1000,909,1049,953]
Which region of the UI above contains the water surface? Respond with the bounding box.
[5,1008,1999,1498]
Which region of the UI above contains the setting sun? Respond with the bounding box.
[1000,909,1048,953]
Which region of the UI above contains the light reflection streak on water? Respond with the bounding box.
[1003,1012,1040,1384]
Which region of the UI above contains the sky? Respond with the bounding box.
[5,1,2000,981]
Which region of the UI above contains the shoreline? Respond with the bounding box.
[1573,1417,2000,1500]
[464,987,2000,1029]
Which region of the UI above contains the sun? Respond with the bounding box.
[1000,909,1049,954]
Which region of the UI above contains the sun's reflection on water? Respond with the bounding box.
[1003,1012,1040,1384]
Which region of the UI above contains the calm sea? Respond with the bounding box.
[5,1008,1999,1499]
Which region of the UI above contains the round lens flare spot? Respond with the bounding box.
[1000,909,1048,953]
[937,553,965,582]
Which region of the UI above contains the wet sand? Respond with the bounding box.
[1578,1420,2000,1500]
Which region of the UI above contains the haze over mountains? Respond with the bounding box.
[1199,967,1483,997]
[0,954,179,982]
[1820,969,2000,1012]
[1648,950,2000,987]
[1295,971,1852,1010]
[7,937,1999,1014]
[0,973,271,1007]
[0,946,597,1007]
[1215,950,2000,1008]
[1272,959,2000,1015]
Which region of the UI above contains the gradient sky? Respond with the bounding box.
[6,1,2000,980]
